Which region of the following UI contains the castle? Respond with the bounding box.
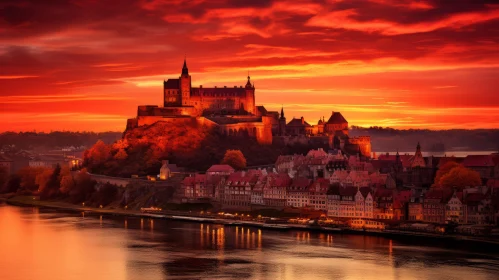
[126,59,372,157]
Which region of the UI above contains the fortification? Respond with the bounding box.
[125,59,371,155]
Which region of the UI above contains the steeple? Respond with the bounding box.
[280,106,285,119]
[245,73,252,88]
[182,57,189,76]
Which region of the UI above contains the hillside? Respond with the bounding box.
[83,120,317,177]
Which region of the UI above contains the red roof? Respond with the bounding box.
[290,177,312,189]
[326,111,347,124]
[465,192,485,203]
[340,186,357,197]
[227,172,258,185]
[268,173,291,188]
[287,118,311,127]
[462,155,495,167]
[207,164,235,173]
[164,79,179,89]
[424,189,452,201]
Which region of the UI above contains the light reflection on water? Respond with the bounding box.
[1,205,498,280]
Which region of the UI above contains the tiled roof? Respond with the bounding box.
[340,186,358,197]
[290,177,311,189]
[462,155,495,167]
[287,118,311,127]
[164,79,179,89]
[207,164,235,173]
[191,86,246,97]
[256,106,268,115]
[359,187,371,198]
[326,111,347,124]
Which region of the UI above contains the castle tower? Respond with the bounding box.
[245,74,256,114]
[279,106,286,136]
[179,58,191,106]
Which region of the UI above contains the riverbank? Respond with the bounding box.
[4,195,499,248]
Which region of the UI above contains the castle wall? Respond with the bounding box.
[347,136,372,158]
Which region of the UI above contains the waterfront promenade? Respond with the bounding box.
[4,195,499,248]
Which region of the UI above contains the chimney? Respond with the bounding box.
[200,85,203,88]
[301,116,304,124]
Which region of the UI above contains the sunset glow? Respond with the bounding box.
[1,0,499,131]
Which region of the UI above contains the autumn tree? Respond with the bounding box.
[18,167,47,192]
[68,168,96,203]
[221,149,247,170]
[113,148,128,161]
[434,161,460,186]
[439,166,482,191]
[35,168,54,193]
[40,164,62,200]
[59,166,76,195]
[84,140,111,171]
[1,174,21,193]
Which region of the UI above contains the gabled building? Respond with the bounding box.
[286,177,311,208]
[222,171,258,210]
[308,178,329,211]
[462,155,495,180]
[445,191,464,224]
[423,190,451,224]
[263,173,291,208]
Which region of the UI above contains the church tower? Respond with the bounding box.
[245,74,256,114]
[279,106,286,136]
[179,58,191,106]
[411,142,426,168]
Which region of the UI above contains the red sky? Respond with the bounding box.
[1,0,499,132]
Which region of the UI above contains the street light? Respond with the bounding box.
[82,202,85,207]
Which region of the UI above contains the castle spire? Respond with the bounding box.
[245,73,252,88]
[182,57,189,75]
[280,106,285,119]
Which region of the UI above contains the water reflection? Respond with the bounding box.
[1,205,499,280]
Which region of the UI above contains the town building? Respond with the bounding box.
[286,177,311,208]
[206,164,235,176]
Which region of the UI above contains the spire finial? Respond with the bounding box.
[182,56,188,75]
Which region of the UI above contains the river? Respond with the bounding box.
[1,204,498,280]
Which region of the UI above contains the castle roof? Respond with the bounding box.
[287,118,311,127]
[164,79,180,89]
[326,111,347,124]
[191,86,247,97]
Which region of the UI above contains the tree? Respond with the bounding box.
[0,166,8,191]
[85,140,111,167]
[59,173,76,195]
[35,168,54,193]
[434,161,460,186]
[40,164,61,200]
[18,167,47,192]
[113,148,128,161]
[221,149,247,170]
[439,166,482,191]
[68,168,96,203]
[1,174,21,193]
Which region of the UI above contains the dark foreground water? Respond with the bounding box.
[1,205,499,280]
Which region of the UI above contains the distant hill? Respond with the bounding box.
[350,127,499,152]
[0,131,122,151]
